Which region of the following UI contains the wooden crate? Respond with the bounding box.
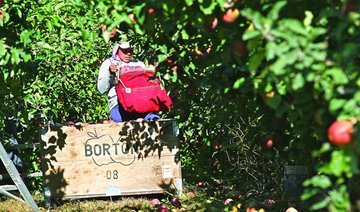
[40,119,182,200]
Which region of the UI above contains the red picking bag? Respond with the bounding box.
[115,69,172,113]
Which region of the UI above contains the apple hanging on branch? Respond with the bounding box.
[328,120,354,147]
[222,8,239,23]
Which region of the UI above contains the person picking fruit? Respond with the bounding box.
[97,41,160,122]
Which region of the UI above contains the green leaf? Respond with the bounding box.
[291,73,305,91]
[301,188,319,200]
[276,81,287,95]
[20,30,32,46]
[329,99,346,113]
[242,30,261,41]
[184,0,193,6]
[267,1,287,21]
[181,29,189,40]
[270,58,287,75]
[249,50,264,72]
[309,175,332,189]
[157,54,167,63]
[324,68,348,85]
[281,19,308,36]
[233,78,245,89]
[328,150,352,177]
[303,11,313,29]
[310,197,331,210]
[266,94,281,109]
[36,42,54,50]
[10,49,21,64]
[199,0,217,15]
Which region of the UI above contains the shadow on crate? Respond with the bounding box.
[40,120,180,200]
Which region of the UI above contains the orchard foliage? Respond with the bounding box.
[0,0,359,211]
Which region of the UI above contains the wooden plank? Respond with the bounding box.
[41,119,182,200]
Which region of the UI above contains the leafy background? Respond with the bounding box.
[0,0,359,211]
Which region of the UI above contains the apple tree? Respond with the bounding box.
[95,0,359,210]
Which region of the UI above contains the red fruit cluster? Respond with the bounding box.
[328,120,354,147]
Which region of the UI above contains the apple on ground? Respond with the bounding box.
[150,198,161,206]
[170,197,181,208]
[157,204,168,212]
[328,120,354,147]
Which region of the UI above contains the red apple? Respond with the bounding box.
[213,140,221,150]
[147,8,155,15]
[171,65,178,72]
[157,204,168,212]
[166,58,173,64]
[285,207,298,212]
[224,198,234,205]
[328,120,354,146]
[246,208,257,212]
[264,139,273,147]
[205,16,218,31]
[150,198,161,206]
[0,9,4,22]
[222,8,239,23]
[196,181,205,187]
[170,197,181,208]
